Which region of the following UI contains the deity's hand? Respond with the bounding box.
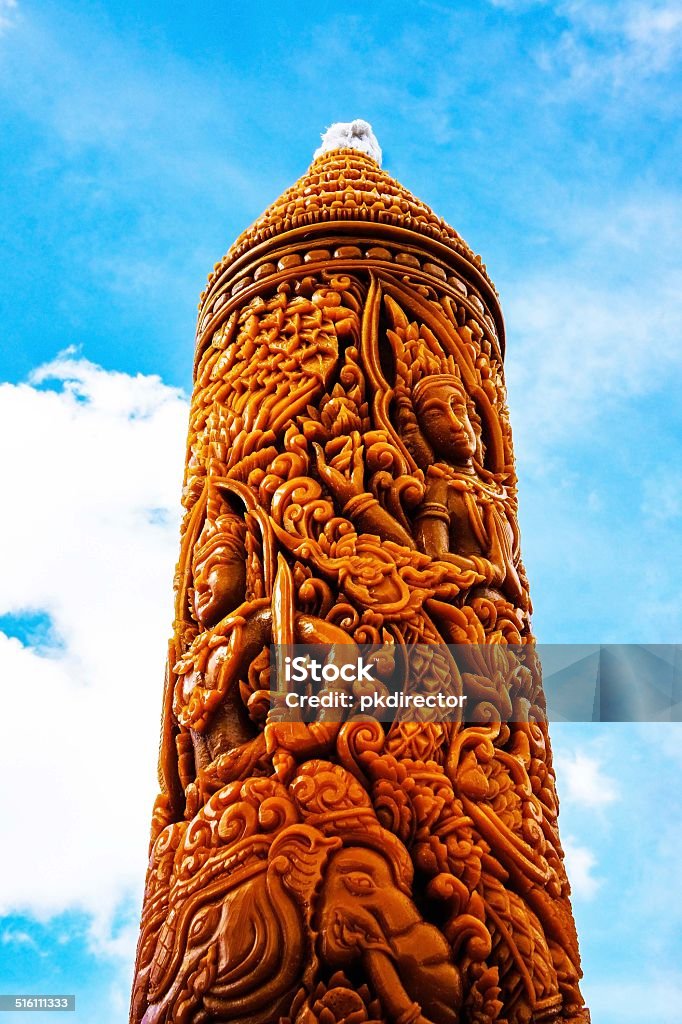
[481,506,531,611]
[506,571,531,612]
[313,440,364,509]
[314,440,416,549]
[264,719,340,785]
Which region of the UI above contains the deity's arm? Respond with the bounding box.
[480,502,529,610]
[414,473,452,558]
[415,473,526,607]
[313,441,416,548]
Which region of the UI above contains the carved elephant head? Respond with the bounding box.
[316,845,462,1024]
[134,804,338,1024]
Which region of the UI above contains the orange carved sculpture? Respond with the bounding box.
[131,121,589,1023]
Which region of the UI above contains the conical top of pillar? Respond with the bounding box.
[199,121,500,344]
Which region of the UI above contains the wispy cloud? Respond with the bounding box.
[555,750,618,809]
[0,10,258,199]
[562,836,601,899]
[554,745,618,899]
[488,0,549,9]
[1,927,40,950]
[0,3,274,368]
[501,184,682,642]
[505,191,682,462]
[534,1,682,95]
[0,0,17,36]
[553,722,682,1018]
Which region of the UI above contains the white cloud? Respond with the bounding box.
[0,353,188,960]
[1,927,40,950]
[555,749,618,808]
[507,278,653,456]
[552,740,617,914]
[502,190,682,643]
[562,835,600,899]
[626,3,682,47]
[552,727,682,1020]
[0,0,17,36]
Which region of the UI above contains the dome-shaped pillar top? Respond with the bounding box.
[197,122,505,360]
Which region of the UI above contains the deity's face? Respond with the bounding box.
[414,376,477,464]
[192,513,247,629]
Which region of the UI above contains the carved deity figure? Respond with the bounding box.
[409,373,526,610]
[131,121,589,1024]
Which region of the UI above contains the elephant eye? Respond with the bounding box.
[343,871,375,894]
[188,905,219,945]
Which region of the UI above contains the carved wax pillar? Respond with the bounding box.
[131,121,589,1024]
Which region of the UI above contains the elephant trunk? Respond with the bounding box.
[364,949,431,1024]
[364,918,462,1024]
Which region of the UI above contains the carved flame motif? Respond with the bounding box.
[131,146,589,1023]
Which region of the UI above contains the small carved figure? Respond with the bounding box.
[190,498,248,628]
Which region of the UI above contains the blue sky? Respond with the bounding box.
[0,1,681,1020]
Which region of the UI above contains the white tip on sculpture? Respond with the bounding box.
[313,120,382,166]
